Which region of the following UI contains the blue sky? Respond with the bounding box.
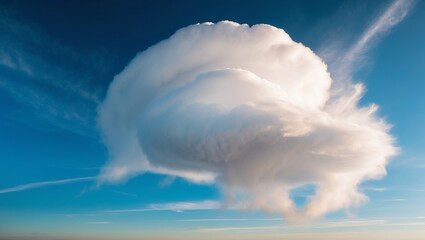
[0,0,425,239]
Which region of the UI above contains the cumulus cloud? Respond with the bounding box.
[98,21,396,222]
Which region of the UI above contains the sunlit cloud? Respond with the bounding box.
[98,19,397,222]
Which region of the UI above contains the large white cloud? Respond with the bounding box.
[98,21,396,222]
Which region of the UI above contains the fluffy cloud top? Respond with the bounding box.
[98,21,396,222]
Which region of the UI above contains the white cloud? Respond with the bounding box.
[98,21,397,222]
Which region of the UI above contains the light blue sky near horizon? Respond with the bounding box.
[0,0,425,239]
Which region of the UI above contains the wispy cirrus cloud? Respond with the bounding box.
[0,6,112,136]
[0,176,96,194]
[322,0,415,86]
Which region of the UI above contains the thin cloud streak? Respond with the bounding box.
[196,219,387,233]
[178,218,283,222]
[105,200,220,213]
[111,190,138,197]
[86,221,112,225]
[380,198,406,202]
[362,187,387,192]
[0,176,97,194]
[198,226,282,233]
